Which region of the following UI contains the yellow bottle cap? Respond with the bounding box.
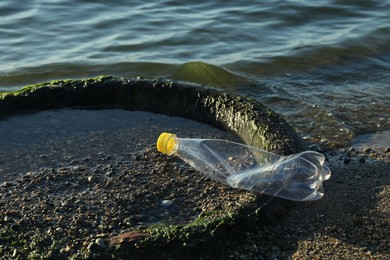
[157,132,177,155]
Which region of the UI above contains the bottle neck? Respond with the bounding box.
[156,132,178,155]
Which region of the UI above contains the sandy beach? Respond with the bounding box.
[0,109,389,259]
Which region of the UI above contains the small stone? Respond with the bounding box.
[364,148,373,153]
[87,176,94,182]
[21,174,32,181]
[309,144,320,151]
[1,181,14,187]
[72,165,86,171]
[95,238,106,248]
[56,227,64,233]
[161,200,173,208]
[384,147,390,153]
[123,217,132,225]
[60,245,71,254]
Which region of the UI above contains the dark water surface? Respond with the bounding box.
[0,0,389,147]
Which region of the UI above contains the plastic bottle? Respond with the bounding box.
[156,132,331,201]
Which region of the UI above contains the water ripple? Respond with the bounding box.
[0,0,389,147]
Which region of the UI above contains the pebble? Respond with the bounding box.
[161,199,173,208]
[95,238,106,248]
[123,217,132,225]
[1,181,14,187]
[60,245,71,254]
[364,148,373,153]
[309,144,321,151]
[56,227,64,233]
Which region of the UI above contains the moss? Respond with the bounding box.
[0,226,62,259]
[0,188,275,258]
[93,212,238,259]
[0,76,112,99]
[145,209,233,242]
[0,207,243,259]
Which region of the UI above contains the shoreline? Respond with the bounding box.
[1,144,388,258]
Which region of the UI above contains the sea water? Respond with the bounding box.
[0,0,389,147]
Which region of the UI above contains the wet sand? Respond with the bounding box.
[0,109,247,258]
[0,109,389,258]
[227,147,390,259]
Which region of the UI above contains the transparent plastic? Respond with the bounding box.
[157,133,331,201]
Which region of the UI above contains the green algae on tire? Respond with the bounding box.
[0,76,308,258]
[0,76,307,154]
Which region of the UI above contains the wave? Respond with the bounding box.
[0,61,257,91]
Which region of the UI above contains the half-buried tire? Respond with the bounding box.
[0,76,308,258]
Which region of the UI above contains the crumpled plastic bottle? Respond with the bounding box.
[157,132,331,201]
